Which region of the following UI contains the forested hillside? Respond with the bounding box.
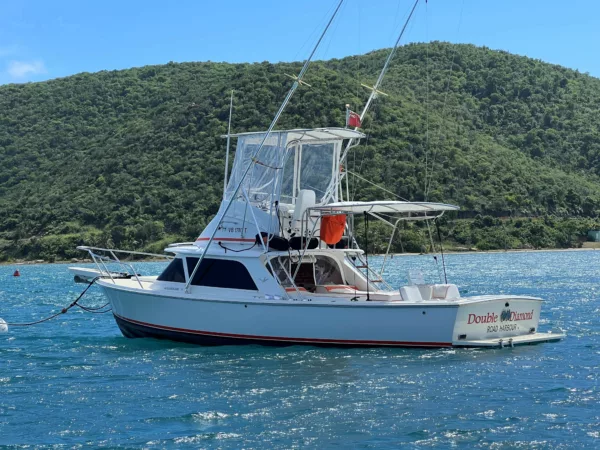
[1,42,600,261]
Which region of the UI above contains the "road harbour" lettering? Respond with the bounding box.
[467,310,534,324]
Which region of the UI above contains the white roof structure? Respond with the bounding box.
[310,201,460,215]
[224,127,365,143]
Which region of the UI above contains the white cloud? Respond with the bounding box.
[7,60,46,79]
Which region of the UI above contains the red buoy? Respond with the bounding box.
[13,269,20,277]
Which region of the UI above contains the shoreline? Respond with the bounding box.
[1,247,598,267]
[386,247,600,257]
[0,257,170,267]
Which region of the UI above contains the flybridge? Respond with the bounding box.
[222,128,365,209]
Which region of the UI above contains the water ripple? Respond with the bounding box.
[1,253,599,448]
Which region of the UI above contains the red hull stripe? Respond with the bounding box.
[196,237,256,242]
[114,313,452,347]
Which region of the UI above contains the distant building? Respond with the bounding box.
[588,230,600,242]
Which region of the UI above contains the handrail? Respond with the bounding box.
[76,246,172,289]
[350,252,394,291]
[76,246,172,259]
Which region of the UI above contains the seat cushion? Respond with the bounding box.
[431,284,460,299]
[417,285,432,300]
[399,285,423,302]
[315,285,358,294]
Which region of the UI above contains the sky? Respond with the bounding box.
[0,0,598,85]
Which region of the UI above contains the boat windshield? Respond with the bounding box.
[225,131,342,209]
[225,132,288,205]
[299,143,335,203]
[280,142,337,205]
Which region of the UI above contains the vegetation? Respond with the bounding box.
[1,42,600,261]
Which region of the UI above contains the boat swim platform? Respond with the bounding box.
[453,332,565,348]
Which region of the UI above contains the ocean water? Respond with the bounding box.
[0,251,598,449]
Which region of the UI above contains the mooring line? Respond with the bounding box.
[2,277,110,327]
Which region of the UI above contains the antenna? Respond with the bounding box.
[224,90,234,194]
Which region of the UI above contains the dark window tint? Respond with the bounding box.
[157,258,186,283]
[291,263,316,288]
[186,258,257,290]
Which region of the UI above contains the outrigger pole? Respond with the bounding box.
[185,0,346,293]
[223,90,234,194]
[338,0,421,169]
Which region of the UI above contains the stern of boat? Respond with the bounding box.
[452,296,564,347]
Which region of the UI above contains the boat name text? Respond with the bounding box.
[467,310,534,325]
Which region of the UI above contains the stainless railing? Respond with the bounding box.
[76,246,173,289]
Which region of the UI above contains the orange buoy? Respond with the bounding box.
[13,269,20,277]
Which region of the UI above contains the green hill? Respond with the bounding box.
[1,42,600,261]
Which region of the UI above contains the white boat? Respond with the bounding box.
[79,1,563,348]
[83,126,563,348]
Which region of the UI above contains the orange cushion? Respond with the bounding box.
[323,285,358,293]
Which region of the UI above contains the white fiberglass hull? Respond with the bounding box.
[99,280,562,348]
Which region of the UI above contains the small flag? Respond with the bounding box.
[345,105,362,128]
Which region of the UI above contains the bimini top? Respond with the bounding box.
[310,201,460,215]
[224,127,365,143]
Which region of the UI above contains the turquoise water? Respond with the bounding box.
[0,251,599,448]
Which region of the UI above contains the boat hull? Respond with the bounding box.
[98,281,560,348]
[113,314,451,347]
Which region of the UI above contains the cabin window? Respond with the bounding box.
[314,256,344,285]
[268,255,344,291]
[157,258,186,283]
[290,263,317,291]
[186,258,258,290]
[268,258,291,287]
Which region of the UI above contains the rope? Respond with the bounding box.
[318,0,347,61]
[4,277,106,326]
[426,220,443,283]
[424,0,430,200]
[347,169,410,201]
[76,302,111,313]
[251,158,282,170]
[355,0,361,104]
[434,220,448,284]
[218,241,257,253]
[364,211,370,301]
[351,125,371,201]
[424,0,466,200]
